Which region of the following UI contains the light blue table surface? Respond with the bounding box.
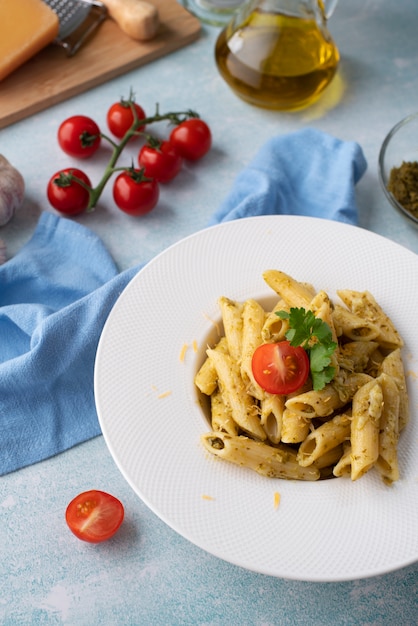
[1,1,418,624]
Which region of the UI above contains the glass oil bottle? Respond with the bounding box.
[215,0,340,111]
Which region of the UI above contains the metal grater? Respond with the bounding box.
[43,0,108,56]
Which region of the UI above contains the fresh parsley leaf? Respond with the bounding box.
[309,342,335,372]
[310,366,335,391]
[276,307,337,391]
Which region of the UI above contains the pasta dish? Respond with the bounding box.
[195,270,408,484]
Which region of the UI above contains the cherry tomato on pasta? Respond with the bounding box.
[251,341,310,395]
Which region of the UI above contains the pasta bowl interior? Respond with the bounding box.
[94,215,418,582]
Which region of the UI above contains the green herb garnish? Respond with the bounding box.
[277,308,337,391]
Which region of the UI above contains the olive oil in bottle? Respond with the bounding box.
[215,9,340,111]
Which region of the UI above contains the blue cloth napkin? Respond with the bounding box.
[208,128,367,226]
[0,215,140,475]
[0,129,367,475]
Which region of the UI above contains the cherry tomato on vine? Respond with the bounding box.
[47,168,91,216]
[251,341,310,395]
[58,115,101,159]
[169,118,212,161]
[107,101,146,139]
[65,490,124,543]
[138,139,183,183]
[113,169,159,216]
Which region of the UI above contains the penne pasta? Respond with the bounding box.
[201,432,320,481]
[380,348,409,430]
[337,341,379,373]
[350,378,383,481]
[310,291,338,343]
[280,408,310,444]
[195,337,228,395]
[261,298,290,343]
[311,445,344,471]
[285,372,371,418]
[210,389,239,436]
[240,298,266,397]
[262,269,314,308]
[196,269,409,485]
[364,348,385,378]
[375,373,400,484]
[218,296,243,362]
[337,290,403,350]
[297,413,351,467]
[332,304,380,342]
[333,444,352,477]
[206,347,266,441]
[310,290,340,376]
[259,394,284,444]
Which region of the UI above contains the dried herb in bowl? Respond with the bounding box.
[387,161,418,219]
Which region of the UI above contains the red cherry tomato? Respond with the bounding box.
[138,140,183,183]
[251,341,310,395]
[169,118,212,161]
[65,490,124,543]
[113,170,159,216]
[107,101,146,139]
[47,168,91,216]
[58,115,101,159]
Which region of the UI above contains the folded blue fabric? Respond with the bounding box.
[208,128,367,226]
[0,129,367,475]
[0,214,141,475]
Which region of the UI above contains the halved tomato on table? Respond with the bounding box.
[65,490,124,543]
[251,340,309,395]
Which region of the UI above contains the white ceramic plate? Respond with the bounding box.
[94,216,418,582]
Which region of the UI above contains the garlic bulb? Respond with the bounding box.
[0,155,25,226]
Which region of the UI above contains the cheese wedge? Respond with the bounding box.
[0,0,59,81]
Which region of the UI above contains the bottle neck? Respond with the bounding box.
[240,0,338,19]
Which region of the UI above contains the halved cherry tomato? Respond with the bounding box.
[138,139,183,183]
[47,168,91,215]
[58,115,101,159]
[107,101,146,139]
[65,490,124,543]
[251,341,310,395]
[169,118,212,161]
[113,169,159,216]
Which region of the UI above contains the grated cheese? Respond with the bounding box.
[157,390,172,399]
[179,343,189,362]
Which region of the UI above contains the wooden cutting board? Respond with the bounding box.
[0,1,200,129]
